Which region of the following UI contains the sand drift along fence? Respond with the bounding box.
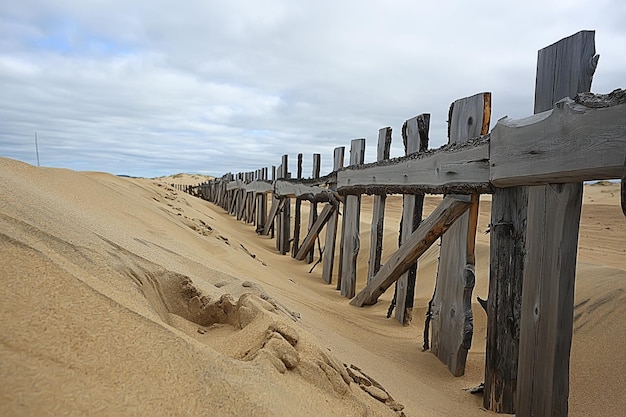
[187,31,626,417]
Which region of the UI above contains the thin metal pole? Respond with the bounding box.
[35,132,40,166]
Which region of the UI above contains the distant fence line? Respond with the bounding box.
[184,31,625,417]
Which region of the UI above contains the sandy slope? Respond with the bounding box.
[1,158,624,416]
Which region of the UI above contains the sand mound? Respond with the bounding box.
[0,157,400,417]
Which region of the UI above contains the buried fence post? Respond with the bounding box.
[322,146,345,285]
[306,154,321,264]
[430,92,490,376]
[339,139,365,298]
[394,114,430,325]
[516,30,597,417]
[367,127,392,284]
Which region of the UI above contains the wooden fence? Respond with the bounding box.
[187,31,626,417]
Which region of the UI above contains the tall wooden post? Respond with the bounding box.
[395,114,429,325]
[292,154,304,258]
[322,147,345,284]
[516,30,597,417]
[340,138,366,298]
[278,155,291,255]
[306,154,321,263]
[430,92,490,376]
[367,127,392,283]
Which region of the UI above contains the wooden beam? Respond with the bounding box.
[245,180,273,194]
[340,138,366,298]
[350,196,471,307]
[490,93,626,187]
[395,114,429,325]
[226,179,244,191]
[274,181,330,200]
[322,146,345,284]
[367,127,392,284]
[430,92,489,377]
[294,203,335,261]
[336,139,491,195]
[516,30,597,417]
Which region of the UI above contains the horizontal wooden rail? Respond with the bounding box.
[337,138,491,195]
[490,91,626,187]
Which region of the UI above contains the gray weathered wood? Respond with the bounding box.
[274,181,329,200]
[517,183,582,417]
[278,156,291,255]
[322,146,345,284]
[490,97,626,187]
[367,127,392,284]
[483,186,527,413]
[395,114,429,325]
[337,139,490,195]
[340,139,366,298]
[306,154,322,263]
[517,30,596,417]
[246,180,273,194]
[350,196,471,307]
[431,92,489,376]
[294,203,335,261]
[292,154,304,258]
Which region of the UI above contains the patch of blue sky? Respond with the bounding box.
[31,19,134,57]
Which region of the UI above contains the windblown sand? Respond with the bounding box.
[1,157,624,416]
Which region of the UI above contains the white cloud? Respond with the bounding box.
[1,0,624,177]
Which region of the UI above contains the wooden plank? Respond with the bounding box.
[306,154,322,263]
[351,196,471,307]
[483,186,527,413]
[367,127,392,284]
[292,154,303,258]
[490,95,626,187]
[274,181,329,200]
[395,114,429,325]
[517,184,582,416]
[246,180,273,194]
[340,139,366,298]
[430,92,489,376]
[322,147,345,284]
[337,139,490,195]
[516,30,596,417]
[278,156,291,255]
[294,204,335,261]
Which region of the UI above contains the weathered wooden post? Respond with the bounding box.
[430,92,490,376]
[516,30,598,417]
[367,127,392,284]
[306,154,321,263]
[278,155,291,255]
[394,114,429,325]
[340,138,366,298]
[292,154,304,258]
[322,146,345,284]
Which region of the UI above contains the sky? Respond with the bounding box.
[1,1,624,178]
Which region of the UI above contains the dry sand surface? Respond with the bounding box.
[1,157,625,416]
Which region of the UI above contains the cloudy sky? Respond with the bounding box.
[1,1,624,178]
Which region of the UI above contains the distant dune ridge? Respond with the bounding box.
[1,156,625,416]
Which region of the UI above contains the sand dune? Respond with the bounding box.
[1,157,625,416]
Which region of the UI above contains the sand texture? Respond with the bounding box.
[1,157,625,416]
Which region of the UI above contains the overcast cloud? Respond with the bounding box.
[1,0,624,178]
